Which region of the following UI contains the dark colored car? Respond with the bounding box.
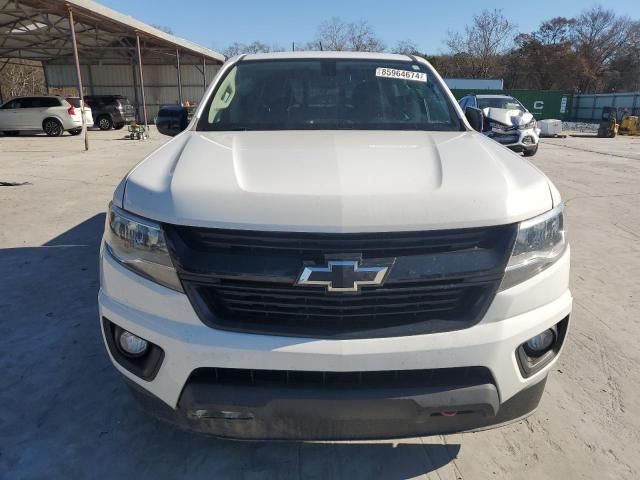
[155,104,189,136]
[84,95,136,130]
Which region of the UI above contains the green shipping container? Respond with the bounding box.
[450,89,571,121]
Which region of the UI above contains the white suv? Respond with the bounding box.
[99,52,571,440]
[0,95,85,136]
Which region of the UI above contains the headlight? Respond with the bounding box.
[103,203,183,292]
[519,119,537,130]
[500,204,566,290]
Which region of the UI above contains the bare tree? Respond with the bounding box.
[313,17,385,52]
[534,17,576,45]
[347,20,385,52]
[314,17,349,50]
[445,9,516,78]
[223,41,282,57]
[393,39,420,55]
[0,59,46,102]
[606,19,640,92]
[505,18,582,90]
[573,5,631,91]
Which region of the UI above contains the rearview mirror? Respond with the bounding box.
[156,105,189,137]
[465,107,484,132]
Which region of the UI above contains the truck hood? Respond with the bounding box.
[482,108,533,128]
[121,130,553,232]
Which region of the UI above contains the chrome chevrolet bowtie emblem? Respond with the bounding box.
[296,260,389,293]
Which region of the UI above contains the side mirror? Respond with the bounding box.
[156,106,189,137]
[465,107,484,132]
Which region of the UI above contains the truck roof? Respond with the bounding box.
[240,51,415,62]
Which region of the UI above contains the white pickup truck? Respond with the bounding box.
[99,52,571,440]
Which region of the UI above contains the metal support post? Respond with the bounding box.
[136,33,149,136]
[176,48,183,105]
[68,8,88,151]
[202,57,207,93]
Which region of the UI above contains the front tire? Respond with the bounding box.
[114,123,125,130]
[523,144,538,157]
[43,118,63,137]
[97,115,113,130]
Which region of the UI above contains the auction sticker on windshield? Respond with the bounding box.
[376,68,427,82]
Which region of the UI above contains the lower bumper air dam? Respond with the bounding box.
[125,372,547,441]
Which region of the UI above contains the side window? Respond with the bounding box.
[21,98,37,108]
[41,97,61,108]
[2,99,20,109]
[459,97,468,110]
[469,97,477,108]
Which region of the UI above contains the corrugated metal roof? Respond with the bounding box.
[0,0,224,64]
[64,0,224,62]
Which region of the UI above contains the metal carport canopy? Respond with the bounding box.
[0,0,224,64]
[0,0,225,149]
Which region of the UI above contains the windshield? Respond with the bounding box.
[197,59,462,131]
[476,97,525,112]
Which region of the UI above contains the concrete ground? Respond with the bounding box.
[1,129,639,479]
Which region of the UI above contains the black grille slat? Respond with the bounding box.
[179,275,499,291]
[163,224,517,338]
[221,300,461,312]
[216,286,464,301]
[188,238,483,253]
[175,228,492,257]
[188,366,495,390]
[221,297,459,310]
[227,305,455,318]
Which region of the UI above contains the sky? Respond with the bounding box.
[100,0,639,54]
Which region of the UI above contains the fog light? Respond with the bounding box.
[116,328,149,357]
[524,327,556,356]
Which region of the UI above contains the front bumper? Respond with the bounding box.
[126,372,548,440]
[485,127,540,152]
[99,245,571,439]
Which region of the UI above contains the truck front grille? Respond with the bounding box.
[163,225,517,339]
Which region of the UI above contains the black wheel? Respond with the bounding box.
[3,131,19,136]
[68,128,82,136]
[114,123,125,130]
[97,115,113,130]
[43,118,63,137]
[523,144,539,157]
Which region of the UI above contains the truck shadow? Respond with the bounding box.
[0,214,461,479]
